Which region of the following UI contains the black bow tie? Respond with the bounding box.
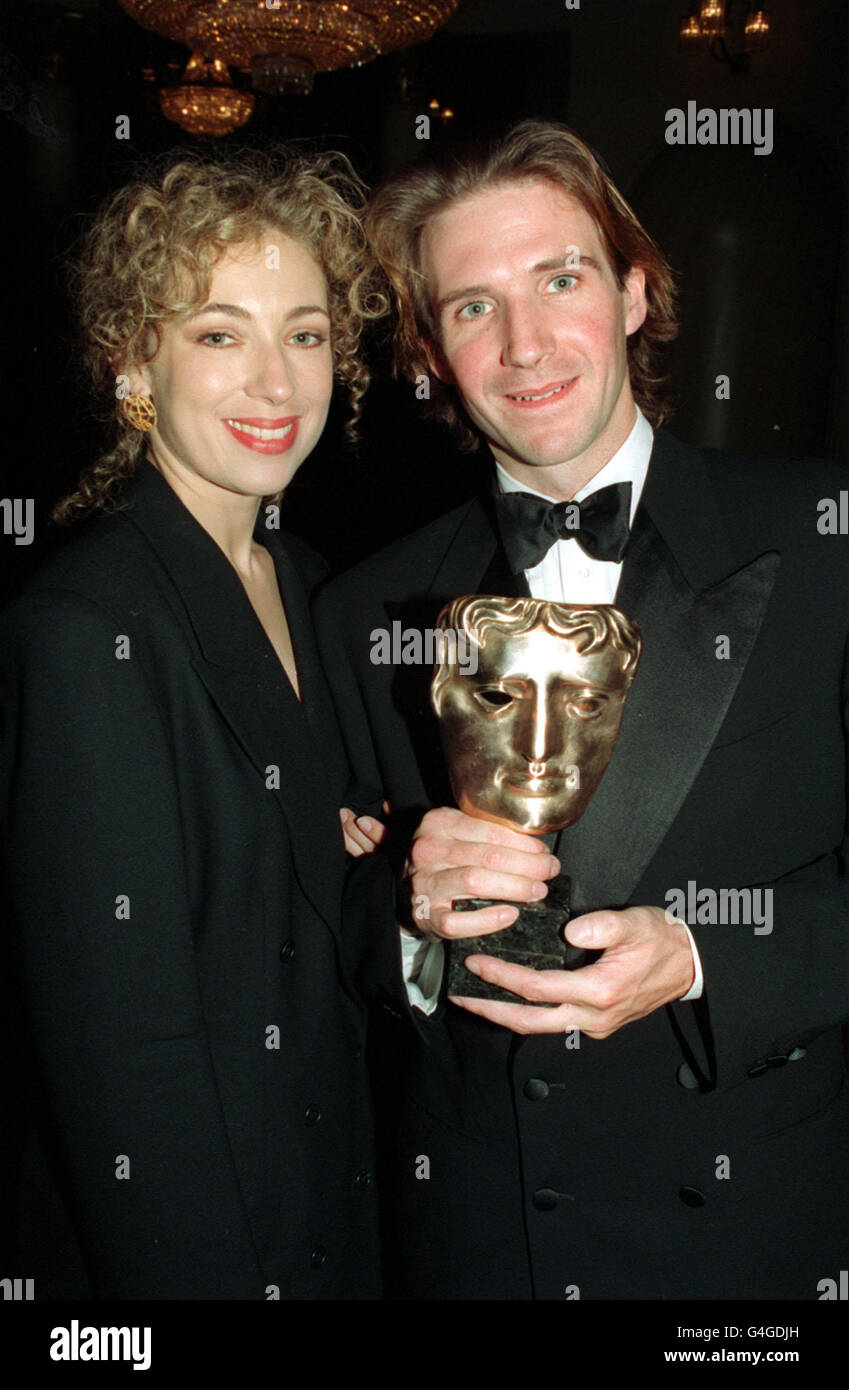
[494,480,633,574]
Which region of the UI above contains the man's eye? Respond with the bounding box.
[474,689,514,710]
[458,301,491,320]
[549,274,577,293]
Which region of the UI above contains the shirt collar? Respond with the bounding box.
[494,405,653,526]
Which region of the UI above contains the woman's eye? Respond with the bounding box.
[199,331,236,347]
[290,330,327,347]
[458,301,491,320]
[549,274,577,293]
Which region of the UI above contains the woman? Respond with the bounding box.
[0,147,398,1299]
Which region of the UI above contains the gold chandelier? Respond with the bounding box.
[157,53,256,137]
[679,3,771,62]
[119,1,459,135]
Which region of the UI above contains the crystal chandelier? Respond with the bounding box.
[119,1,459,135]
[698,0,726,37]
[679,3,771,64]
[158,53,256,137]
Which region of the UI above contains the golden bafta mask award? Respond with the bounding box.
[431,595,642,1001]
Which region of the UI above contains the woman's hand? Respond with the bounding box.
[340,801,390,856]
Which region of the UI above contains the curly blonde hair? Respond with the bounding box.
[366,120,678,451]
[55,145,387,523]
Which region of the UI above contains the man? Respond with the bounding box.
[315,121,849,1300]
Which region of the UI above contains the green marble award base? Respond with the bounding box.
[447,875,598,1003]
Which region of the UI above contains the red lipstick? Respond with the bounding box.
[223,416,300,455]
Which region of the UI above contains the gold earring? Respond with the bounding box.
[122,394,157,432]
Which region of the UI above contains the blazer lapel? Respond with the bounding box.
[383,490,529,625]
[554,431,781,912]
[190,656,344,931]
[266,540,350,802]
[421,496,503,606]
[124,462,345,934]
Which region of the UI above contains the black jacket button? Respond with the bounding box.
[676,1062,699,1090]
[354,1170,373,1190]
[304,1103,321,1125]
[532,1188,559,1211]
[524,1078,550,1101]
[310,1246,327,1269]
[765,1053,788,1068]
[747,1059,769,1078]
[279,940,295,962]
[679,1186,706,1207]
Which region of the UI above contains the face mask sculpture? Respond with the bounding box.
[431,595,641,1000]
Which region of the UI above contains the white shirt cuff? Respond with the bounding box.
[676,922,704,1001]
[400,930,445,1014]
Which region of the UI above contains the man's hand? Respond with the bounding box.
[452,905,695,1037]
[403,806,560,938]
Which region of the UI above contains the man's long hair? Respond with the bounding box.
[366,120,678,450]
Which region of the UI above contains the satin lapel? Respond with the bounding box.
[477,541,531,599]
[475,480,531,598]
[382,494,529,626]
[554,437,781,913]
[423,497,502,606]
[124,462,344,935]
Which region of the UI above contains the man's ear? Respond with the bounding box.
[423,336,455,388]
[623,266,648,337]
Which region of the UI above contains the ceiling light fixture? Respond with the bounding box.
[119,0,459,133]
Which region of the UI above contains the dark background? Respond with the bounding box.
[0,0,846,602]
[0,2,848,1321]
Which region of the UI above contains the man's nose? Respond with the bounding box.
[501,301,555,370]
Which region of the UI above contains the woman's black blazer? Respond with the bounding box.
[0,460,398,1300]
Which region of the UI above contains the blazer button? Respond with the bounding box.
[764,1053,789,1069]
[354,1170,373,1190]
[279,940,296,963]
[679,1186,706,1207]
[676,1062,699,1090]
[532,1188,559,1211]
[304,1103,321,1125]
[747,1059,769,1078]
[523,1078,550,1101]
[310,1246,327,1269]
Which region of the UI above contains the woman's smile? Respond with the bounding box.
[223,416,301,454]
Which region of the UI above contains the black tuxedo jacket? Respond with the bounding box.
[0,460,401,1300]
[315,429,849,1300]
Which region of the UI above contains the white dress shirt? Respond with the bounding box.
[403,406,703,1008]
[495,404,652,604]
